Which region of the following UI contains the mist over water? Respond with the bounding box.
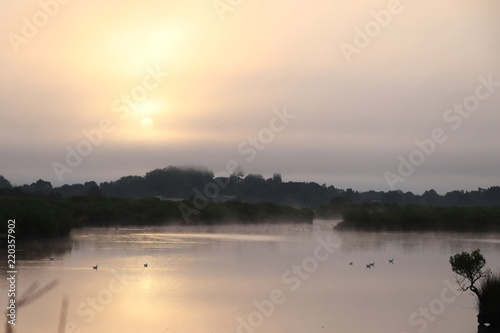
[1,220,499,333]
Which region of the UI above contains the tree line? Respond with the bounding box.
[1,165,500,207]
[0,190,314,240]
[331,201,500,232]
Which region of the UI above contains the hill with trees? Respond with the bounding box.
[2,166,500,207]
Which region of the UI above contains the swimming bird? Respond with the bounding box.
[49,257,55,261]
[388,259,394,264]
[144,263,148,268]
[349,262,353,266]
[93,265,98,270]
[366,264,372,269]
[370,262,375,267]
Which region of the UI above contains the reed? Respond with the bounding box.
[3,279,61,333]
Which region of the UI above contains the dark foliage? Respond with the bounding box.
[334,203,500,232]
[0,196,73,239]
[0,175,12,189]
[183,199,314,225]
[3,167,500,208]
[0,190,313,240]
[477,273,500,327]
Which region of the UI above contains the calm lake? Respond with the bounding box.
[2,220,500,333]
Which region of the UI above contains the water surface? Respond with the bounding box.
[2,220,499,333]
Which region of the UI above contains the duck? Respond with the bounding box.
[144,263,148,268]
[93,265,98,270]
[388,259,394,264]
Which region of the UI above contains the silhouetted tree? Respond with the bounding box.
[483,186,500,205]
[243,174,265,185]
[450,249,500,328]
[422,189,440,205]
[86,185,102,196]
[0,175,12,189]
[32,179,52,193]
[450,249,488,302]
[381,190,402,204]
[272,173,282,184]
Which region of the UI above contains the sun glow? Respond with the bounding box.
[140,117,155,131]
[132,101,164,117]
[105,17,196,74]
[128,100,164,133]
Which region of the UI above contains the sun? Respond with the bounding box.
[140,117,155,131]
[134,101,163,132]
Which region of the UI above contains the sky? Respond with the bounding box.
[1,0,499,194]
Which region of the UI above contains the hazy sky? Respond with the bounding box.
[1,0,499,194]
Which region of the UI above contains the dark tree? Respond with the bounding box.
[31,179,53,193]
[422,189,440,205]
[0,175,12,189]
[272,173,282,184]
[449,249,488,302]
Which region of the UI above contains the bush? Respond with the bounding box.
[477,272,500,327]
